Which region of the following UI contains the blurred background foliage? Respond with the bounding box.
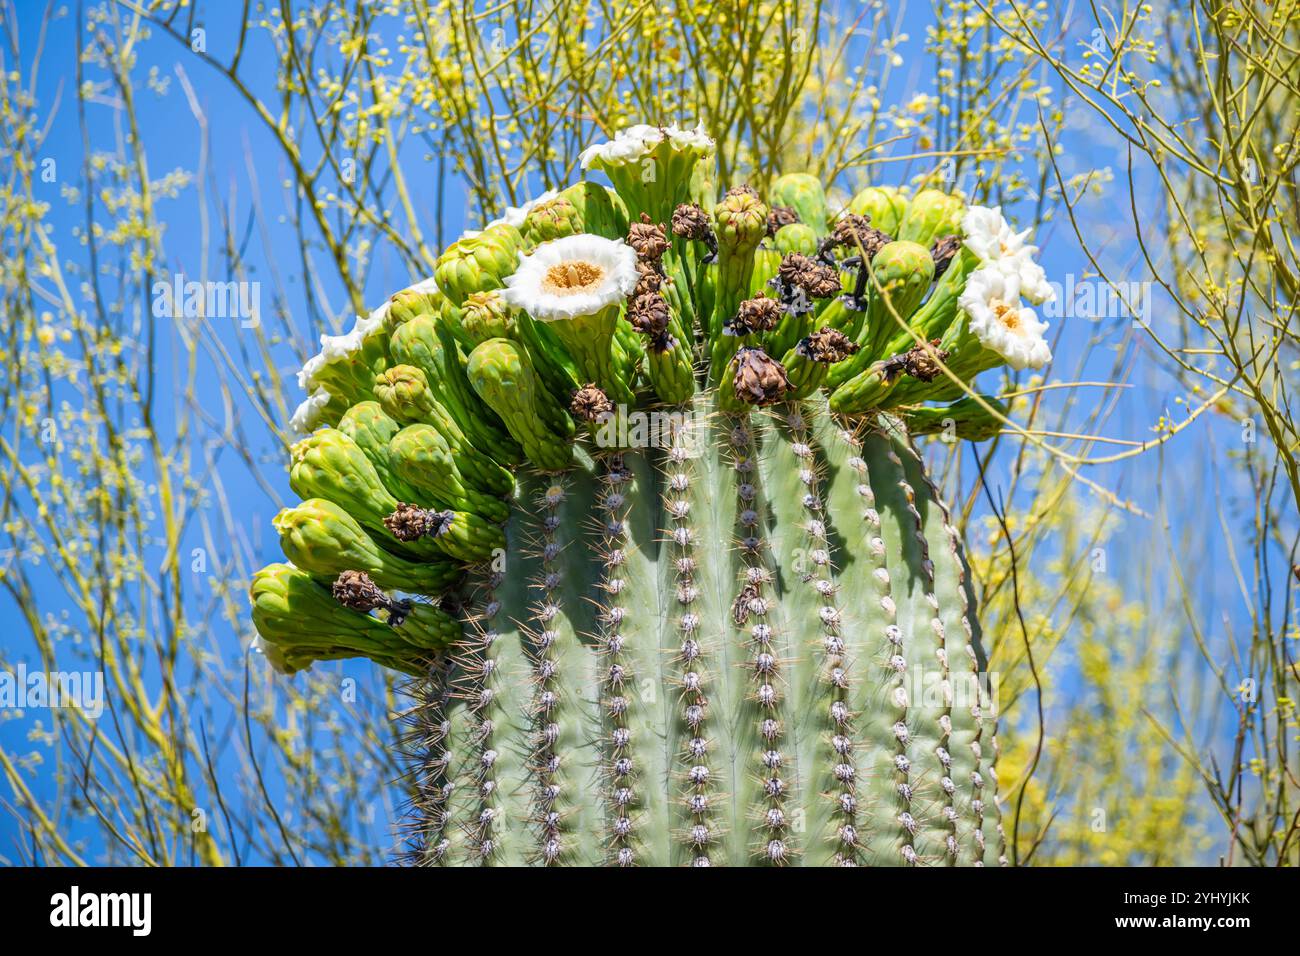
[0,0,1294,865]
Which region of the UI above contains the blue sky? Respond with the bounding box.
[0,0,1281,864]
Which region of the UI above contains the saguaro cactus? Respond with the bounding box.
[256,123,1057,867]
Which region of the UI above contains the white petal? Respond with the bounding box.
[289,387,333,435]
[580,122,715,169]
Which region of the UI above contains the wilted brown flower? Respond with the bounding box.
[627,213,670,261]
[731,347,792,406]
[796,327,859,363]
[930,234,963,278]
[670,202,711,240]
[827,214,893,261]
[766,205,800,236]
[777,253,842,299]
[628,292,671,338]
[727,296,784,336]
[891,339,950,382]
[385,503,455,541]
[570,383,615,422]
[331,569,414,624]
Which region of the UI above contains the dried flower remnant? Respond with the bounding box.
[731,347,792,405]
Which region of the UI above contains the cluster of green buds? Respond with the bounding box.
[260,121,1054,754]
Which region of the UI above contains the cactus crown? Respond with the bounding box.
[255,123,1056,866]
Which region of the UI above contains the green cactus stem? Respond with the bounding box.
[395,399,1003,865]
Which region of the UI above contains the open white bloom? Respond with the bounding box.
[958,263,1052,370]
[961,204,1054,306]
[289,387,333,436]
[500,234,638,321]
[579,122,714,169]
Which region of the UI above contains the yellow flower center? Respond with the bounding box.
[542,260,604,295]
[992,299,1021,331]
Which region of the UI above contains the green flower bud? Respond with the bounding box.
[295,319,391,415]
[272,498,461,593]
[459,290,517,345]
[389,314,524,465]
[336,401,431,506]
[520,195,583,247]
[515,312,581,403]
[846,185,908,235]
[370,363,514,496]
[385,284,443,330]
[556,181,629,241]
[388,424,511,524]
[251,563,459,675]
[289,428,473,562]
[879,244,979,359]
[713,189,769,259]
[900,395,1008,442]
[828,361,895,414]
[897,189,965,248]
[772,222,819,257]
[708,189,770,370]
[467,338,575,472]
[769,173,830,237]
[433,223,523,307]
[373,364,438,423]
[853,240,936,366]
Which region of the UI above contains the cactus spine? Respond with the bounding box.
[264,123,1058,866]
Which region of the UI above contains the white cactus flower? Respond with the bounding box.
[961,204,1054,306]
[958,263,1052,370]
[579,122,714,169]
[289,386,333,435]
[501,234,638,321]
